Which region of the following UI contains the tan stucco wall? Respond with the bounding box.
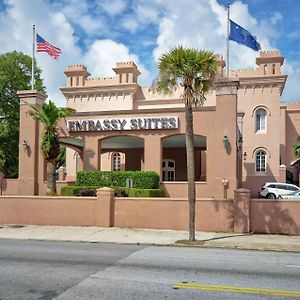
[250,199,300,234]
[0,196,98,226]
[115,197,234,232]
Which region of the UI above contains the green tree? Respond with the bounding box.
[28,101,74,195]
[0,51,44,177]
[156,46,217,241]
[56,146,66,170]
[293,136,300,158]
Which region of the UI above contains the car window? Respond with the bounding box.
[276,184,287,190]
[288,186,299,191]
[268,184,276,188]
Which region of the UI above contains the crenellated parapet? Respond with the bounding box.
[64,61,141,88]
[64,64,91,87]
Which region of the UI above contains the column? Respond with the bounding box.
[17,90,47,195]
[144,135,162,177]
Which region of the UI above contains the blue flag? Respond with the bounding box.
[229,19,261,51]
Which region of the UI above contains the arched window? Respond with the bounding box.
[162,159,175,181]
[255,150,266,172]
[112,152,121,171]
[255,108,267,132]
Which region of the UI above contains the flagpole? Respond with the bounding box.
[226,2,230,78]
[31,24,35,90]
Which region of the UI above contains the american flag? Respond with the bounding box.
[36,34,61,60]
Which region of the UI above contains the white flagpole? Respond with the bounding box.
[31,24,35,90]
[226,3,230,78]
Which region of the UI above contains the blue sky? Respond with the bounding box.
[0,0,299,106]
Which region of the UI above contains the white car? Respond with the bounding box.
[259,182,300,199]
[279,190,300,199]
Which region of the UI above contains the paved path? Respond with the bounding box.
[0,224,299,252]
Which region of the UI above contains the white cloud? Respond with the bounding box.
[97,0,127,16]
[0,0,81,106]
[282,61,300,102]
[270,12,283,25]
[83,39,151,84]
[121,17,139,33]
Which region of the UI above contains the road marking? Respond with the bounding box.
[287,264,300,268]
[173,283,300,298]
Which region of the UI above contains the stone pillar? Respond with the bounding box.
[144,136,162,177]
[234,188,250,233]
[96,188,115,227]
[279,164,286,183]
[17,90,47,195]
[212,79,239,198]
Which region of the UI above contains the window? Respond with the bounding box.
[162,159,175,181]
[272,64,276,75]
[255,150,266,172]
[288,186,298,192]
[255,108,267,132]
[112,152,121,171]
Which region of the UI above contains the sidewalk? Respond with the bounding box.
[0,224,299,252]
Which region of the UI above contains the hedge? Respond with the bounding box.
[128,188,165,197]
[76,171,160,189]
[61,186,165,197]
[61,186,128,197]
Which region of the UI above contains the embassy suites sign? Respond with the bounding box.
[68,116,179,132]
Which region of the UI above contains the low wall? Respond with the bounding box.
[115,198,234,232]
[0,189,299,234]
[0,196,98,226]
[250,199,300,234]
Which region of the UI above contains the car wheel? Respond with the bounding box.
[267,193,276,199]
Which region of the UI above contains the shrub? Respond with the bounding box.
[76,171,160,189]
[79,189,97,197]
[60,186,164,197]
[61,186,129,197]
[128,188,165,197]
[61,186,102,196]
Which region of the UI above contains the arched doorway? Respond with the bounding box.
[162,134,207,181]
[100,136,144,171]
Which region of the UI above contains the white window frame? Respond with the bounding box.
[255,150,267,173]
[112,152,121,171]
[162,159,175,181]
[255,108,267,133]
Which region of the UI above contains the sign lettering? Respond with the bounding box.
[68,116,179,132]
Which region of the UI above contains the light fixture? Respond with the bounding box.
[223,134,229,150]
[22,139,29,151]
[243,151,247,161]
[237,136,243,151]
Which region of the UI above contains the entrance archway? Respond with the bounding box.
[162,134,207,181]
[100,136,144,171]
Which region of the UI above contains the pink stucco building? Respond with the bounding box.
[3,50,300,198]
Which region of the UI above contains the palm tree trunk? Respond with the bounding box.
[185,104,196,241]
[46,159,57,195]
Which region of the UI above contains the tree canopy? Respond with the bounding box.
[0,51,45,177]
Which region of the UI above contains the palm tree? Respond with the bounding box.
[293,136,300,158]
[28,101,74,195]
[156,46,217,241]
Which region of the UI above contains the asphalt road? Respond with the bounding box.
[0,239,299,300]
